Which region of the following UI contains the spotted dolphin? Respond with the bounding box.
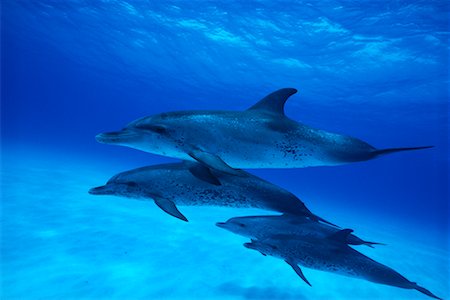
[88,162,333,224]
[243,237,441,299]
[95,88,432,175]
[216,214,383,247]
[218,216,441,299]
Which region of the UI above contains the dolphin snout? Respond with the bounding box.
[89,185,111,195]
[243,242,253,249]
[95,129,138,144]
[216,222,227,228]
[95,131,122,144]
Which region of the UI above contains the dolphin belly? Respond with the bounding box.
[215,142,342,169]
[202,126,376,169]
[171,192,254,208]
[156,182,264,209]
[295,247,415,290]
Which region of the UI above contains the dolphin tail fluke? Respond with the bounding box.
[373,146,434,156]
[414,284,442,300]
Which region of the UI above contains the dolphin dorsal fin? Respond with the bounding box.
[247,88,297,115]
[327,229,354,243]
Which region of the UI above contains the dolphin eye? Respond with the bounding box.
[238,223,246,228]
[135,123,167,134]
[127,182,138,187]
[148,125,167,134]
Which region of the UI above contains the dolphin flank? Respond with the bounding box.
[95,88,433,173]
[243,238,441,299]
[88,161,332,224]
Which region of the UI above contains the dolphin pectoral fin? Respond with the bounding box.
[153,197,188,222]
[247,88,297,115]
[363,241,386,248]
[414,284,442,300]
[243,241,267,256]
[285,260,311,286]
[189,150,244,177]
[327,229,354,243]
[187,163,221,186]
[309,213,340,228]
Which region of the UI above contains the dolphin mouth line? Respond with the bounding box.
[216,222,226,228]
[89,186,112,195]
[95,130,139,144]
[243,242,253,249]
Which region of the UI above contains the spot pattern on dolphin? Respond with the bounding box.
[248,236,441,299]
[92,88,438,299]
[96,88,433,172]
[89,162,328,223]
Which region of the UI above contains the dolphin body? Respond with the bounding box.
[216,214,383,247]
[244,238,441,299]
[217,218,441,299]
[96,88,432,175]
[89,162,332,224]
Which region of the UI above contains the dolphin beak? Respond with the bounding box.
[243,242,253,249]
[95,129,138,145]
[216,222,227,228]
[88,185,111,195]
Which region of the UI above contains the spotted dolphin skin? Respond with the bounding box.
[217,217,441,299]
[216,214,383,247]
[88,162,332,224]
[244,238,441,299]
[96,88,432,174]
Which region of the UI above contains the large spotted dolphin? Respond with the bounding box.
[96,88,432,175]
[218,217,441,299]
[216,214,383,247]
[88,162,333,224]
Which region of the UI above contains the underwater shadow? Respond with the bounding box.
[216,281,308,300]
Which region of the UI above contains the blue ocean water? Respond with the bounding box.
[1,1,448,299]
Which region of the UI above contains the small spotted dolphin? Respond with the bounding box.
[88,162,333,224]
[96,88,432,174]
[216,214,383,247]
[243,237,441,299]
[218,216,441,299]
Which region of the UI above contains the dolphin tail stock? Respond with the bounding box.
[372,146,434,157]
[413,283,443,300]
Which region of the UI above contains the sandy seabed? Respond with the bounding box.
[1,153,448,300]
